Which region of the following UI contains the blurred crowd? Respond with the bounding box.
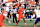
[0,0,40,19]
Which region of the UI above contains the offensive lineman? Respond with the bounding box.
[0,7,11,27]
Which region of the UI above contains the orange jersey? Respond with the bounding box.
[18,7,25,21]
[19,7,23,14]
[0,11,7,22]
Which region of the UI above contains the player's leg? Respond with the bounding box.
[17,15,21,25]
[1,22,5,27]
[34,18,39,27]
[8,13,10,19]
[1,26,5,27]
[15,14,17,23]
[22,15,27,26]
[22,15,26,23]
[13,14,15,23]
[30,15,33,21]
[13,17,15,23]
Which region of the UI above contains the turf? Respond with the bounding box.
[0,19,40,27]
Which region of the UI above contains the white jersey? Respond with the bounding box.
[0,11,8,16]
[34,9,40,18]
[3,11,7,16]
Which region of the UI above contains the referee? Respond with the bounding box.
[11,5,17,23]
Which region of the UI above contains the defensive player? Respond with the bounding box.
[17,7,27,26]
[34,6,40,27]
[0,7,11,27]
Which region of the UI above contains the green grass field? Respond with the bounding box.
[1,19,40,27]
